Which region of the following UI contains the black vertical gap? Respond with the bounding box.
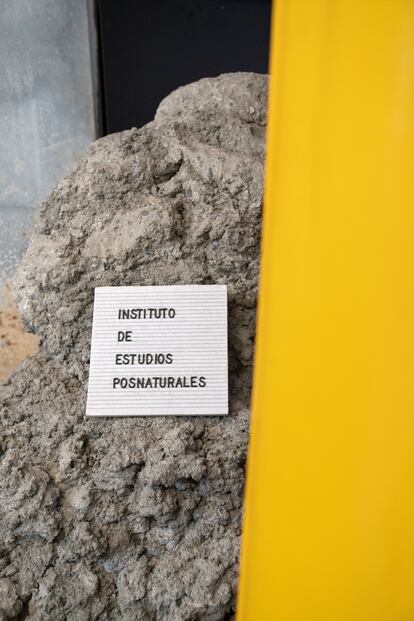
[94,0,107,137]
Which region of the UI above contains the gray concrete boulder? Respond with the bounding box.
[0,73,267,620]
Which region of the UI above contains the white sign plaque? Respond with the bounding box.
[86,285,228,416]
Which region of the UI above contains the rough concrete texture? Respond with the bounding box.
[0,73,267,620]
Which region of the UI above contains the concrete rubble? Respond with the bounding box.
[0,73,267,620]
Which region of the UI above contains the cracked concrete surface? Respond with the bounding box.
[0,73,267,620]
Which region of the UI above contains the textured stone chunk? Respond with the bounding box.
[0,72,267,620]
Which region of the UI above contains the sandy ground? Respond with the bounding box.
[0,285,38,383]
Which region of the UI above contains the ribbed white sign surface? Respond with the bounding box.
[86,285,228,416]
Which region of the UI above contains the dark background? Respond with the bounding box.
[96,0,271,135]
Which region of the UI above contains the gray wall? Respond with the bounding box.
[0,0,96,288]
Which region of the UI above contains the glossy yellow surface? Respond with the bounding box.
[237,1,414,619]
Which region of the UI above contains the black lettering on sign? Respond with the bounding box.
[114,353,174,365]
[117,331,132,342]
[118,307,176,319]
[112,375,208,389]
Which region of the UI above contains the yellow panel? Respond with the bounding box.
[237,1,414,619]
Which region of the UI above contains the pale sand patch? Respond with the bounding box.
[0,285,38,383]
